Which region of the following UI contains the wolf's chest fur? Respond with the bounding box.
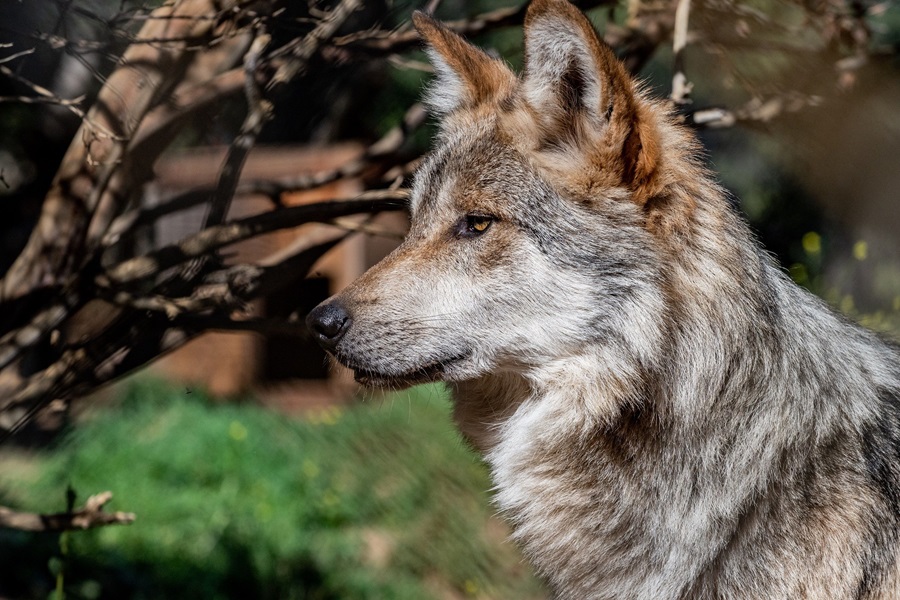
[486,393,676,598]
[462,350,896,599]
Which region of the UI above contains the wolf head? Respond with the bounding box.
[308,0,704,409]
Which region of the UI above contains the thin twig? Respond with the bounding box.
[686,93,823,128]
[0,64,93,124]
[0,47,36,64]
[0,492,135,532]
[269,0,363,87]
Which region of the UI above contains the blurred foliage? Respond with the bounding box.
[871,0,900,48]
[0,380,543,600]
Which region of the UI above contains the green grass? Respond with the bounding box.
[0,380,543,600]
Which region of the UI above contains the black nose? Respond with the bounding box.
[306,301,352,352]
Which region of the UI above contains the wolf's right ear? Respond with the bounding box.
[413,12,515,115]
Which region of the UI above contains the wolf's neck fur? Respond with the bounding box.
[450,155,900,598]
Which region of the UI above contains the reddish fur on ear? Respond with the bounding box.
[521,0,662,207]
[623,106,663,205]
[412,12,514,111]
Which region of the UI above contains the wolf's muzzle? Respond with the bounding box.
[306,301,352,353]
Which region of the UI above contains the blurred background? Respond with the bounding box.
[0,0,898,597]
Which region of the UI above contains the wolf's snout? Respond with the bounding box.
[306,301,352,353]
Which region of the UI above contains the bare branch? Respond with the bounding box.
[1,231,347,432]
[269,0,364,87]
[0,64,91,122]
[687,93,824,129]
[0,95,85,110]
[0,47,35,64]
[670,0,693,105]
[100,190,407,288]
[229,101,427,197]
[328,1,528,57]
[0,299,73,373]
[1,316,187,434]
[0,492,135,532]
[199,32,273,233]
[105,232,347,318]
[106,263,269,318]
[188,0,364,286]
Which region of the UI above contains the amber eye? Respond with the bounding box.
[456,214,494,238]
[470,216,491,232]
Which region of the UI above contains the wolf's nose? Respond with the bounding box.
[306,301,352,352]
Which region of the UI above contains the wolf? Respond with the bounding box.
[306,0,900,597]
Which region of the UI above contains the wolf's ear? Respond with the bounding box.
[522,0,616,126]
[521,0,659,200]
[413,11,515,115]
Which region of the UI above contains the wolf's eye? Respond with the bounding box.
[457,214,494,238]
[471,217,491,232]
